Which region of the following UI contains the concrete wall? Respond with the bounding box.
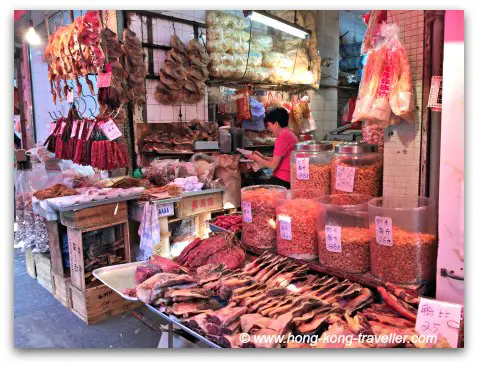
[382,10,425,196]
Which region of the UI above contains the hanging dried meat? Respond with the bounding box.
[123,29,147,105]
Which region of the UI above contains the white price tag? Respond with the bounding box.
[296,157,310,180]
[78,121,85,139]
[49,122,56,135]
[278,215,292,241]
[325,225,342,252]
[415,298,462,348]
[100,119,123,141]
[70,120,79,138]
[335,165,356,192]
[242,201,252,223]
[67,89,74,103]
[86,122,96,141]
[59,121,67,135]
[375,216,393,246]
[157,203,174,217]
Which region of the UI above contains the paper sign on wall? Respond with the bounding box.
[243,201,252,223]
[278,215,292,241]
[296,158,310,180]
[415,298,462,348]
[100,119,123,141]
[157,203,174,217]
[325,225,342,252]
[375,216,393,246]
[97,72,112,88]
[335,165,355,192]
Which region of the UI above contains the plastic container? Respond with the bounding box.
[368,195,438,285]
[331,142,382,197]
[276,190,324,261]
[290,141,333,197]
[317,194,371,273]
[241,185,287,250]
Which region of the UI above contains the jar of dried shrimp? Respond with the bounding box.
[276,189,325,261]
[317,194,371,273]
[368,195,438,285]
[331,142,382,197]
[241,185,287,250]
[290,141,333,198]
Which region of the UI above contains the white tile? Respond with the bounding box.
[161,106,174,122]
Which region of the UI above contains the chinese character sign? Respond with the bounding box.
[278,215,292,241]
[325,225,342,252]
[415,298,462,348]
[335,166,355,192]
[296,158,310,180]
[243,201,252,223]
[99,119,123,141]
[375,216,393,246]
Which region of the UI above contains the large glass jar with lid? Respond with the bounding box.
[290,141,333,197]
[331,142,382,197]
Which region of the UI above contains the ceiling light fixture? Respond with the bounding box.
[244,10,311,39]
[25,19,41,45]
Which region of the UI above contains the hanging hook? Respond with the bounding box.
[48,111,58,121]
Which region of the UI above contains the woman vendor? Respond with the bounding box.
[249,107,298,189]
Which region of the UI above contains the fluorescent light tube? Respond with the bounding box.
[247,11,310,39]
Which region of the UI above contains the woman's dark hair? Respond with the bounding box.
[264,107,289,128]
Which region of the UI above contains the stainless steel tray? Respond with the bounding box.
[93,261,147,301]
[48,194,142,212]
[145,304,222,348]
[206,212,242,234]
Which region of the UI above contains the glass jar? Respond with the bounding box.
[276,189,324,261]
[368,195,438,285]
[219,127,232,153]
[291,141,333,197]
[241,185,287,250]
[317,194,371,273]
[331,142,382,197]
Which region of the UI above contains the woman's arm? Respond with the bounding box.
[250,154,282,170]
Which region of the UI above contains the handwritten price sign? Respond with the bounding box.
[100,119,123,141]
[278,215,292,241]
[296,158,310,180]
[242,201,252,223]
[375,216,393,246]
[335,165,355,192]
[325,225,342,252]
[416,298,462,348]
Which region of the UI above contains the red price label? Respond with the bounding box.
[97,72,112,88]
[99,119,123,141]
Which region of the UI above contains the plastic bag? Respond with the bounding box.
[250,35,273,53]
[144,159,179,186]
[175,162,197,178]
[361,10,388,55]
[214,154,241,208]
[190,153,217,189]
[236,88,252,121]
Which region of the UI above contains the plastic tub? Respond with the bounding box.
[368,195,438,285]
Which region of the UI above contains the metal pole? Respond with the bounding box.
[168,322,174,348]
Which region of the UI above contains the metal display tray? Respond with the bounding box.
[206,212,242,234]
[145,304,222,348]
[92,261,147,301]
[47,194,142,212]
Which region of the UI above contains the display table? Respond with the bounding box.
[129,188,226,257]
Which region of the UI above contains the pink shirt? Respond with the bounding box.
[273,128,299,182]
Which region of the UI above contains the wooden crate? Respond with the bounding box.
[69,283,141,325]
[47,221,67,276]
[176,192,223,218]
[25,247,36,279]
[60,202,128,230]
[52,272,72,309]
[68,222,131,292]
[34,252,53,294]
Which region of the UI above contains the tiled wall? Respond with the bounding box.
[309,11,339,138]
[128,11,208,123]
[382,10,425,196]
